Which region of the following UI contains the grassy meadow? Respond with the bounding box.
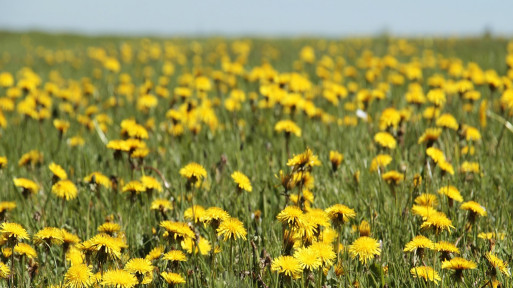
[0,31,512,287]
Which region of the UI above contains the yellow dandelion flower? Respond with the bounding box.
[122,180,145,194]
[217,217,247,241]
[83,172,111,188]
[0,222,29,241]
[294,246,322,270]
[478,232,505,240]
[140,176,162,193]
[125,258,153,279]
[0,262,10,279]
[442,257,477,278]
[150,199,173,212]
[486,252,510,277]
[163,249,187,262]
[64,263,93,288]
[53,119,70,134]
[14,242,37,259]
[325,204,356,226]
[0,156,7,169]
[98,223,121,235]
[0,201,16,214]
[231,171,252,192]
[438,185,463,202]
[414,193,438,207]
[436,113,459,130]
[411,205,438,220]
[410,266,441,284]
[181,236,211,255]
[287,148,321,172]
[418,128,442,144]
[420,212,455,233]
[370,154,392,172]
[403,235,434,252]
[460,201,486,217]
[184,205,206,223]
[275,120,302,137]
[277,206,304,230]
[13,178,39,195]
[310,241,336,267]
[34,227,64,246]
[82,233,123,260]
[271,255,303,279]
[161,272,186,285]
[348,236,381,264]
[52,180,78,200]
[374,132,397,149]
[460,161,479,173]
[145,246,165,262]
[49,162,68,180]
[101,269,138,288]
[200,207,230,227]
[381,170,404,185]
[66,246,85,266]
[426,147,445,163]
[329,150,344,171]
[160,221,195,240]
[434,241,460,255]
[179,162,207,182]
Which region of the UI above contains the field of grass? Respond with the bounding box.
[0,31,512,287]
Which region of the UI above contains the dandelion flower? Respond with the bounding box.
[420,212,455,233]
[442,257,476,279]
[325,204,356,226]
[150,199,173,212]
[403,235,434,252]
[0,262,10,279]
[374,132,397,149]
[411,205,438,220]
[275,120,302,137]
[287,148,321,172]
[486,252,510,277]
[101,269,138,288]
[160,221,195,241]
[410,266,441,284]
[231,171,252,192]
[370,154,392,172]
[125,258,153,283]
[13,178,39,196]
[436,113,459,130]
[184,205,206,223]
[348,236,381,264]
[460,201,486,217]
[217,217,247,241]
[97,223,121,236]
[140,176,163,193]
[52,180,78,200]
[161,272,186,285]
[49,162,68,180]
[438,185,463,203]
[277,206,304,230]
[179,162,207,185]
[145,246,164,262]
[381,170,404,185]
[200,207,230,228]
[64,263,93,288]
[34,227,64,246]
[83,172,111,188]
[14,243,37,259]
[293,246,322,270]
[271,255,302,279]
[329,151,344,172]
[0,222,29,242]
[181,236,211,255]
[163,250,187,263]
[310,241,336,267]
[414,193,438,207]
[418,128,442,145]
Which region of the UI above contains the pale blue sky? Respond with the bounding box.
[1,0,512,37]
